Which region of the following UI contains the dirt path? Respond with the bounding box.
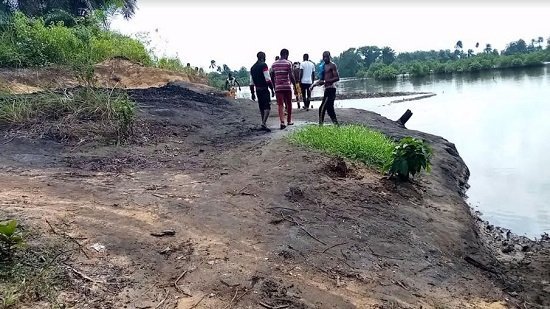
[1,83,548,308]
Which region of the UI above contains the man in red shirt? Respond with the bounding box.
[271,49,297,130]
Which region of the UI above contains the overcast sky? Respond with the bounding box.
[111,1,550,70]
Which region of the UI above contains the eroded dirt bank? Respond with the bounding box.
[1,83,548,308]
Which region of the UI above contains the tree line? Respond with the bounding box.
[332,38,550,80]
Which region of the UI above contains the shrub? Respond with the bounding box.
[0,220,25,260]
[468,60,482,72]
[385,137,432,181]
[0,12,153,68]
[408,61,430,77]
[368,63,398,80]
[289,124,395,169]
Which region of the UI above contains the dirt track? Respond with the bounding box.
[1,83,548,308]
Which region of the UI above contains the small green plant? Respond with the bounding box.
[385,137,432,181]
[0,220,25,260]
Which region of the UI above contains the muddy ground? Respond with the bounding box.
[1,83,548,308]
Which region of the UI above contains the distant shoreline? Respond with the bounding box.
[310,91,430,102]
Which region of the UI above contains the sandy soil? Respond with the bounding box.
[1,83,548,308]
[0,58,209,94]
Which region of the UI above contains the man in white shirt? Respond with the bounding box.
[299,53,316,110]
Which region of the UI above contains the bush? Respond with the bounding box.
[0,220,25,260]
[385,137,432,181]
[468,60,483,72]
[289,124,395,169]
[0,12,152,68]
[524,52,544,67]
[408,61,430,77]
[368,63,398,80]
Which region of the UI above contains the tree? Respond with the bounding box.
[467,49,474,58]
[3,0,137,19]
[455,40,463,50]
[381,46,396,65]
[484,43,492,53]
[454,40,463,59]
[333,48,362,77]
[209,60,216,69]
[357,45,381,69]
[222,64,231,74]
[475,42,480,48]
[503,39,528,55]
[537,36,544,48]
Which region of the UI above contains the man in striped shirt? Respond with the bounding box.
[271,49,297,130]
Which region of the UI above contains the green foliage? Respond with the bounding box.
[0,12,152,68]
[367,63,398,80]
[0,220,25,260]
[408,61,430,77]
[385,137,432,181]
[289,124,395,170]
[333,47,363,77]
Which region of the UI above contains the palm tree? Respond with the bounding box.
[455,40,463,50]
[475,42,479,48]
[484,43,492,54]
[5,0,137,19]
[209,60,216,69]
[467,49,474,58]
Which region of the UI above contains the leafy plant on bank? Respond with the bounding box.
[0,220,26,260]
[385,137,432,181]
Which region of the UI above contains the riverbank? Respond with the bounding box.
[1,83,548,308]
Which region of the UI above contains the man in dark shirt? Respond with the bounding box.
[250,51,275,132]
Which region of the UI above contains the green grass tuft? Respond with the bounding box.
[288,124,395,170]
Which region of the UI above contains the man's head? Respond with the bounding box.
[257,51,266,62]
[293,62,300,69]
[303,53,309,61]
[280,49,289,60]
[322,51,331,64]
[275,56,280,61]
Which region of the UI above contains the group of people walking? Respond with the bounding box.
[249,49,340,131]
